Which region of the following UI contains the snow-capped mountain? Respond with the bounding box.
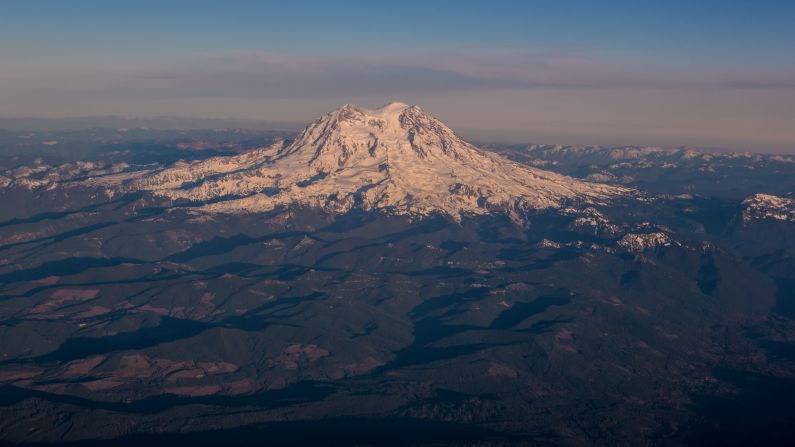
[742,193,795,223]
[99,102,631,221]
[618,232,677,253]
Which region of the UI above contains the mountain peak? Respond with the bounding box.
[374,101,411,113]
[332,102,423,125]
[123,103,632,221]
[278,101,465,168]
[331,102,412,121]
[330,101,414,122]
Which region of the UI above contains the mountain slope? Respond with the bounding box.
[743,193,795,223]
[119,103,631,221]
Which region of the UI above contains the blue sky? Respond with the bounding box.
[1,1,794,150]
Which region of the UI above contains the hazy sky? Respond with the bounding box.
[1,0,794,151]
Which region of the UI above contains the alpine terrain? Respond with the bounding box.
[0,103,794,446]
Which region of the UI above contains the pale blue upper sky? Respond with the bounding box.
[2,0,794,151]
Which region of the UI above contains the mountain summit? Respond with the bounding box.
[122,102,630,221]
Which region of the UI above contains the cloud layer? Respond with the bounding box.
[5,48,795,100]
[2,49,794,151]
